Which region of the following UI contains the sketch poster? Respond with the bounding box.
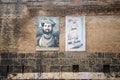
[36,17,59,50]
[66,16,86,51]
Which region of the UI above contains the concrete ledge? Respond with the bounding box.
[8,72,106,79]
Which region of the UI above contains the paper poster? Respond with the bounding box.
[66,16,86,51]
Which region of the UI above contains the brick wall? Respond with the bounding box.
[0,0,120,79]
[0,52,120,79]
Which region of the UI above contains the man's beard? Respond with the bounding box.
[43,29,53,34]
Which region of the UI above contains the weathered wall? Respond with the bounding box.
[1,10,120,53]
[18,12,120,53]
[0,0,120,79]
[0,1,120,53]
[87,16,120,52]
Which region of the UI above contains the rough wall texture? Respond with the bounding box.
[0,0,120,79]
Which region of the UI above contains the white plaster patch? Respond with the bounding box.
[8,72,106,79]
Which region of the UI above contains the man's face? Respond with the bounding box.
[43,22,53,34]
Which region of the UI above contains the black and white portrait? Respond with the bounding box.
[36,17,59,50]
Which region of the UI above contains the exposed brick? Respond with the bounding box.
[51,58,60,66]
[92,63,103,72]
[61,66,72,72]
[36,58,42,65]
[50,66,61,72]
[59,58,72,65]
[9,53,17,58]
[59,52,65,58]
[8,66,14,73]
[24,66,32,72]
[13,66,22,73]
[41,59,51,65]
[11,59,21,66]
[116,53,120,59]
[35,65,46,72]
[102,58,112,65]
[21,59,27,65]
[0,53,9,59]
[66,52,85,59]
[48,52,58,58]
[71,59,80,65]
[110,66,120,72]
[88,59,96,66]
[105,53,116,58]
[26,59,36,66]
[0,66,7,76]
[35,53,42,59]
[25,53,35,59]
[1,59,12,66]
[88,53,98,59]
[111,58,120,64]
[97,52,104,58]
[0,0,120,79]
[1,0,17,2]
[41,53,49,58]
[79,64,90,72]
[17,53,26,58]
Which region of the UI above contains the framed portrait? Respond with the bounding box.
[65,16,86,51]
[36,17,59,51]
